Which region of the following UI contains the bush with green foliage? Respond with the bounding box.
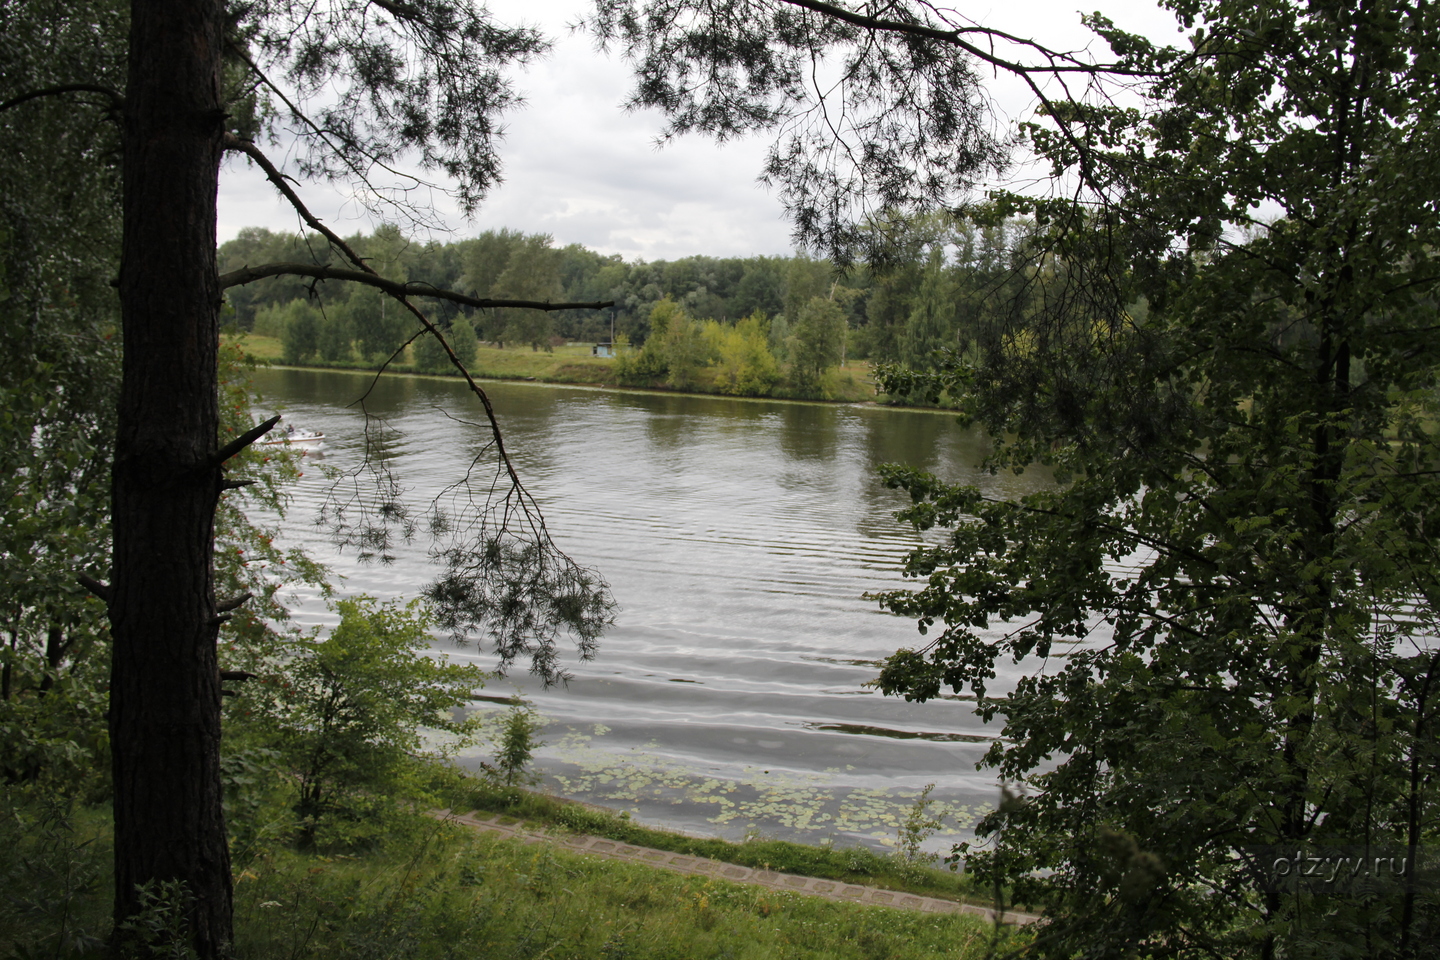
[487,697,543,788]
[0,796,111,959]
[615,298,681,385]
[711,313,779,396]
[245,597,487,847]
[661,312,714,390]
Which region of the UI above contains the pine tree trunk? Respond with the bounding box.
[110,0,232,955]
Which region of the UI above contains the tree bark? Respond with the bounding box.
[110,0,232,955]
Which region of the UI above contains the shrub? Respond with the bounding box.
[712,313,779,396]
[491,697,543,788]
[246,597,488,847]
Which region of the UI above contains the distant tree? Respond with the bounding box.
[494,235,563,349]
[554,243,616,340]
[729,257,786,319]
[662,312,713,389]
[898,246,956,370]
[767,312,791,365]
[712,313,779,396]
[347,287,409,361]
[789,296,846,395]
[316,307,353,362]
[460,227,527,297]
[412,322,451,372]
[279,299,321,363]
[782,254,831,322]
[645,295,684,342]
[355,223,413,281]
[218,228,332,328]
[250,301,287,339]
[449,316,479,369]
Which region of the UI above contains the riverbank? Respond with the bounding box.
[452,780,1033,912]
[228,334,885,403]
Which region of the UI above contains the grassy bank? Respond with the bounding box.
[228,334,881,403]
[2,793,1015,960]
[451,781,1032,913]
[236,821,1005,960]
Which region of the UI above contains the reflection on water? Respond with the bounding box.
[250,366,1052,848]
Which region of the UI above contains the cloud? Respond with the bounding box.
[218,0,1187,261]
[219,13,796,261]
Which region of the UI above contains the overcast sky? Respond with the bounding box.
[217,0,1187,262]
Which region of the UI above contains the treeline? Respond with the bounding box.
[218,216,1025,376]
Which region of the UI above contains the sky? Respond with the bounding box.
[216,0,1188,262]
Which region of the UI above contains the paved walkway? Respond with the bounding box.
[435,808,1039,926]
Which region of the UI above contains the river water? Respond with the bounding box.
[250,366,1052,851]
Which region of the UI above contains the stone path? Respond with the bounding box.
[435,808,1039,926]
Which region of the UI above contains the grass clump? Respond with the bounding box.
[0,792,112,959]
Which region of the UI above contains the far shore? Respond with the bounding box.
[226,333,940,408]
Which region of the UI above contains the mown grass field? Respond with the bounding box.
[227,335,880,403]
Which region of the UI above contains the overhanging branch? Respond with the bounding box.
[223,134,373,271]
[0,83,124,114]
[223,137,616,665]
[219,261,611,312]
[777,0,1156,78]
